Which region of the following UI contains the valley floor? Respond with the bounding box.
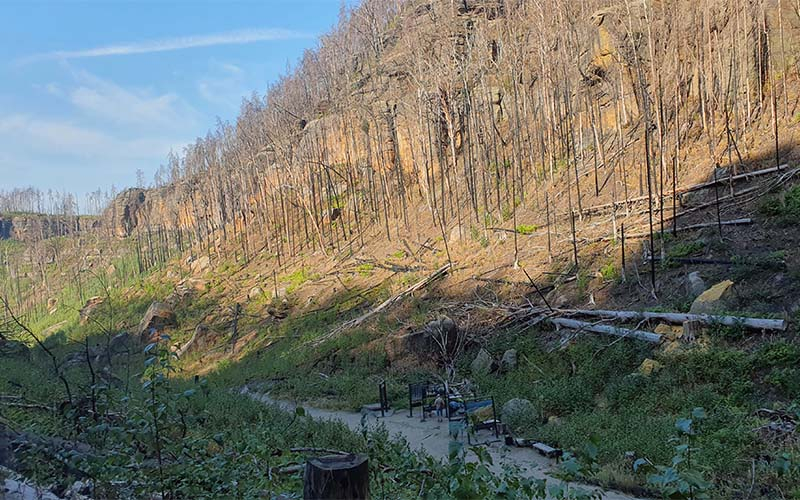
[242,388,642,500]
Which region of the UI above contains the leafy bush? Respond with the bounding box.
[516,224,537,235]
[356,263,375,276]
[634,408,712,499]
[759,185,800,223]
[667,241,705,259]
[600,262,618,281]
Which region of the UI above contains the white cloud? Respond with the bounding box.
[197,62,248,111]
[0,113,180,161]
[21,28,311,63]
[67,71,198,130]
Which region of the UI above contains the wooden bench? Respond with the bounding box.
[532,442,563,459]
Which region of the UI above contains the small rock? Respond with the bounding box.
[547,415,561,426]
[659,340,683,355]
[470,348,494,375]
[687,271,706,297]
[248,286,263,301]
[689,280,734,314]
[500,349,518,371]
[449,225,464,243]
[654,323,684,341]
[637,358,664,377]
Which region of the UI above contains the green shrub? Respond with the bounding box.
[759,185,800,223]
[667,241,705,259]
[600,262,618,281]
[516,224,537,235]
[356,263,374,276]
[765,368,800,398]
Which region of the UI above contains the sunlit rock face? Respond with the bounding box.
[0,214,97,242]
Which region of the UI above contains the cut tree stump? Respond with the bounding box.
[303,454,369,499]
[682,320,703,343]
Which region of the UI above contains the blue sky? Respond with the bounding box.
[0,0,351,209]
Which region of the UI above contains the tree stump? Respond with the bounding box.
[682,320,702,344]
[303,454,369,499]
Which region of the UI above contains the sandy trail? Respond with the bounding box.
[241,387,643,500]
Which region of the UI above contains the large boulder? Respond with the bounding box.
[79,297,105,325]
[190,255,211,275]
[687,272,706,297]
[137,302,177,343]
[471,348,494,375]
[689,280,734,314]
[500,349,518,371]
[501,398,538,435]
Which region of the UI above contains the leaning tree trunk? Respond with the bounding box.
[303,454,369,500]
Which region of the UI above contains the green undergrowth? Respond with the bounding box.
[463,327,800,497]
[236,312,800,497]
[207,288,434,411]
[1,324,598,499]
[760,184,800,224]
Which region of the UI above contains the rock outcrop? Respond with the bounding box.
[104,188,146,238]
[0,213,98,242]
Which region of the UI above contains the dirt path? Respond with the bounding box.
[241,387,643,500]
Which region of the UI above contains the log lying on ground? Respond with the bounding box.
[648,257,733,266]
[559,309,786,331]
[680,164,790,194]
[549,317,663,343]
[579,164,791,216]
[318,264,451,343]
[597,218,752,241]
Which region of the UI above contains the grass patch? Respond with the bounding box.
[356,263,375,276]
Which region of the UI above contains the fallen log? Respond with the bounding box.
[277,464,304,475]
[318,264,451,342]
[549,317,663,343]
[578,164,790,217]
[680,164,790,194]
[648,257,733,266]
[597,218,752,241]
[559,309,786,331]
